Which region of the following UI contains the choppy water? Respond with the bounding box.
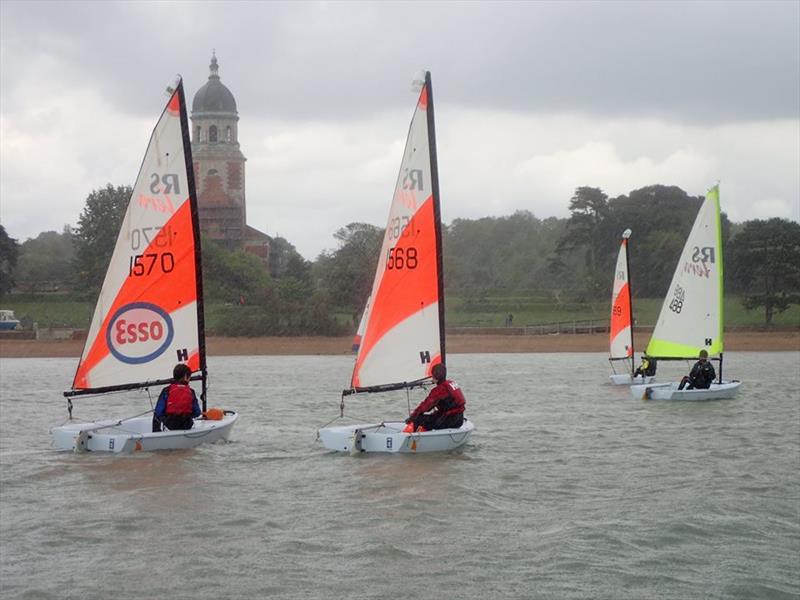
[1,352,798,599]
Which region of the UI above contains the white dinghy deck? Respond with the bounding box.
[51,412,238,453]
[610,373,656,385]
[319,419,474,454]
[631,381,741,401]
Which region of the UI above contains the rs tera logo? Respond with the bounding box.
[684,246,715,278]
[106,302,174,364]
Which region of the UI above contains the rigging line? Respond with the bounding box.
[64,409,156,434]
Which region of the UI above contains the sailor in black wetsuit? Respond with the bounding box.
[678,349,716,390]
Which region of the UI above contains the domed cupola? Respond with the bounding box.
[191,52,248,252]
[192,52,238,116]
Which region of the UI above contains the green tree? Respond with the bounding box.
[269,236,311,283]
[16,227,75,292]
[604,186,732,297]
[316,223,383,320]
[0,225,20,296]
[728,218,800,325]
[72,184,131,292]
[446,211,571,294]
[557,187,610,293]
[201,237,273,304]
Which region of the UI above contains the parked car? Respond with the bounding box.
[0,310,21,331]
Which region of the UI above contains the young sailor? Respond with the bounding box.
[152,363,202,432]
[404,363,466,433]
[634,356,657,378]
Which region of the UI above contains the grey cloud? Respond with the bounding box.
[2,1,798,123]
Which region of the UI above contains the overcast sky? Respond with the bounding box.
[1,0,798,259]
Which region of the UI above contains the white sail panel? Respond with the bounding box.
[355,303,442,388]
[73,88,201,390]
[351,296,370,352]
[646,187,723,358]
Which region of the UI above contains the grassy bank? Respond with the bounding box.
[2,292,799,332]
[446,292,800,329]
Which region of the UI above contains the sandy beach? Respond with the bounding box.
[0,330,797,358]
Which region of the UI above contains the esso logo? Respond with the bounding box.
[106,302,174,364]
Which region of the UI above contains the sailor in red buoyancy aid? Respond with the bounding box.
[404,363,466,433]
[152,363,201,432]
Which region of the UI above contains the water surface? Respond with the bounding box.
[1,352,798,599]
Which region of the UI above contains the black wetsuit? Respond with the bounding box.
[679,360,716,390]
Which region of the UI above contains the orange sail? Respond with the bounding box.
[69,80,205,396]
[609,229,634,364]
[349,73,444,392]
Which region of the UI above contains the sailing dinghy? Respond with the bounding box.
[51,79,238,452]
[630,185,741,401]
[317,72,474,454]
[608,229,655,385]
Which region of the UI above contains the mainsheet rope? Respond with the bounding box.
[61,385,159,427]
[315,382,431,441]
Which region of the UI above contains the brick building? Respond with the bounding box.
[191,53,270,262]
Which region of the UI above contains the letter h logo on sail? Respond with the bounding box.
[419,350,431,364]
[176,348,189,362]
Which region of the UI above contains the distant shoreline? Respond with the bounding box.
[0,330,797,358]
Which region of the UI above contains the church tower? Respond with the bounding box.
[190,52,247,251]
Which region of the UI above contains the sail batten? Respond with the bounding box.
[645,185,725,359]
[349,72,445,392]
[68,80,203,395]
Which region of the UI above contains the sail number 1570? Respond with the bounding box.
[386,247,418,270]
[129,253,175,277]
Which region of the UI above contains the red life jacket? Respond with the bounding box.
[439,379,466,417]
[166,383,194,415]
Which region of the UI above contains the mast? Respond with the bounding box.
[426,71,446,367]
[623,229,634,376]
[177,79,208,412]
[713,183,724,383]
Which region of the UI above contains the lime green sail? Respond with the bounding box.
[646,185,724,359]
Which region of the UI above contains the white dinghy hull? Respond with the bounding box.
[51,412,238,453]
[630,382,741,401]
[609,373,656,385]
[319,419,474,454]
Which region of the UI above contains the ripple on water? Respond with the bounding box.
[0,352,798,600]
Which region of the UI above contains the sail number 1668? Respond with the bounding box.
[386,247,418,270]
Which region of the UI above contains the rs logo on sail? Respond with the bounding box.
[106,302,175,364]
[136,173,182,213]
[149,173,181,195]
[684,246,715,278]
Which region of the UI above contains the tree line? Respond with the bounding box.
[1,183,798,329]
